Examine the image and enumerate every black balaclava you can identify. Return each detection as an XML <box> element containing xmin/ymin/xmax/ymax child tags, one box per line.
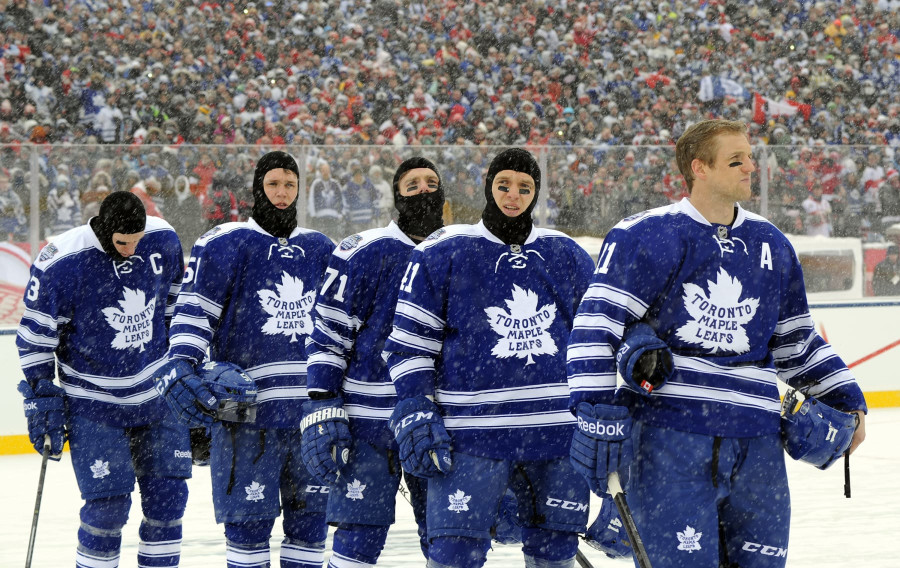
<box><xmin>392</xmin><ymin>157</ymin><xmax>445</xmax><ymax>241</ymax></box>
<box><xmin>89</xmin><ymin>191</ymin><xmax>146</xmax><ymax>261</ymax></box>
<box><xmin>481</xmin><ymin>147</ymin><xmax>541</xmax><ymax>245</ymax></box>
<box><xmin>251</xmin><ymin>150</ymin><xmax>299</xmax><ymax>238</ymax></box>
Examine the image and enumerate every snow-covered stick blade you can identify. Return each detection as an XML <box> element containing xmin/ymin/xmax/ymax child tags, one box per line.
<box><xmin>608</xmin><ymin>472</ymin><xmax>652</xmax><ymax>568</ymax></box>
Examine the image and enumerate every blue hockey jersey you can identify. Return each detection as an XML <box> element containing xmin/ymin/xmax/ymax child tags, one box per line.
<box><xmin>17</xmin><ymin>217</ymin><xmax>183</xmax><ymax>427</ymax></box>
<box><xmin>306</xmin><ymin>222</ymin><xmax>418</xmax><ymax>448</ymax></box>
<box><xmin>167</xmin><ymin>218</ymin><xmax>334</xmax><ymax>428</ymax></box>
<box><xmin>567</xmin><ymin>199</ymin><xmax>867</xmax><ymax>438</ymax></box>
<box><xmin>383</xmin><ymin>221</ymin><xmax>595</xmax><ymax>461</ymax></box>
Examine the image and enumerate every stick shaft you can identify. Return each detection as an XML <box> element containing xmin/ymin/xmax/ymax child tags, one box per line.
<box><xmin>25</xmin><ymin>441</ymin><xmax>51</xmax><ymax>568</ymax></box>
<box><xmin>608</xmin><ymin>472</ymin><xmax>653</xmax><ymax>568</ymax></box>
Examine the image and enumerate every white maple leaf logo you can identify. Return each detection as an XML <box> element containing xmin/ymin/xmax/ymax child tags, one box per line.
<box><xmin>101</xmin><ymin>287</ymin><xmax>155</xmax><ymax>352</ymax></box>
<box><xmin>448</xmin><ymin>489</ymin><xmax>472</xmax><ymax>513</ymax></box>
<box><xmin>346</xmin><ymin>478</ymin><xmax>366</xmax><ymax>500</ymax></box>
<box><xmin>675</xmin><ymin>268</ymin><xmax>759</xmax><ymax>354</ymax></box>
<box><xmin>676</xmin><ymin>525</ymin><xmax>702</xmax><ymax>552</ymax></box>
<box><xmin>90</xmin><ymin>459</ymin><xmax>110</xmax><ymax>479</ymax></box>
<box><xmin>245</xmin><ymin>481</ymin><xmax>265</xmax><ymax>502</ymax></box>
<box><xmin>257</xmin><ymin>271</ymin><xmax>316</xmax><ymax>343</ymax></box>
<box><xmin>484</xmin><ymin>285</ymin><xmax>558</xmax><ymax>365</ymax></box>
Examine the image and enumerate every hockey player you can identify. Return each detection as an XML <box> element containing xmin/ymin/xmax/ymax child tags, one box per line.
<box><xmin>300</xmin><ymin>157</ymin><xmax>446</xmax><ymax>566</ymax></box>
<box><xmin>567</xmin><ymin>119</ymin><xmax>867</xmax><ymax>568</ymax></box>
<box><xmin>156</xmin><ymin>150</ymin><xmax>335</xmax><ymax>568</ymax></box>
<box><xmin>17</xmin><ymin>191</ymin><xmax>190</xmax><ymax>568</ymax></box>
<box><xmin>382</xmin><ymin>148</ymin><xmax>596</xmax><ymax>568</ymax></box>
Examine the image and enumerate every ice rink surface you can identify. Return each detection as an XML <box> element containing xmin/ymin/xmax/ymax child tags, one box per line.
<box><xmin>2</xmin><ymin>408</ymin><xmax>897</xmax><ymax>567</ymax></box>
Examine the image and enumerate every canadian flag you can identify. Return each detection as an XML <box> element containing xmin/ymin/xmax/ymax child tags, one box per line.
<box><xmin>752</xmin><ymin>92</ymin><xmax>812</xmax><ymax>124</ymax></box>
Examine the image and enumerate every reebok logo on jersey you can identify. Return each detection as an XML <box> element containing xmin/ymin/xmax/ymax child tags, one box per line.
<box><xmin>245</xmin><ymin>481</ymin><xmax>265</xmax><ymax>501</ymax></box>
<box><xmin>91</xmin><ymin>459</ymin><xmax>110</xmax><ymax>479</ymax></box>
<box><xmin>676</xmin><ymin>525</ymin><xmax>702</xmax><ymax>552</ymax></box>
<box><xmin>257</xmin><ymin>271</ymin><xmax>315</xmax><ymax>343</ymax></box>
<box><xmin>448</xmin><ymin>490</ymin><xmax>471</xmax><ymax>513</ymax></box>
<box><xmin>173</xmin><ymin>449</ymin><xmax>191</xmax><ymax>459</ymax></box>
<box><xmin>484</xmin><ymin>285</ymin><xmax>558</xmax><ymax>365</ymax></box>
<box><xmin>102</xmin><ymin>287</ymin><xmax>156</xmax><ymax>351</ymax></box>
<box><xmin>346</xmin><ymin>479</ymin><xmax>366</xmax><ymax>500</ymax></box>
<box><xmin>675</xmin><ymin>268</ymin><xmax>759</xmax><ymax>354</ymax></box>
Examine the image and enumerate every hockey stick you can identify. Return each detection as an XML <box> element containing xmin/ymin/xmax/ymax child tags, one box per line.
<box><xmin>608</xmin><ymin>472</ymin><xmax>652</xmax><ymax>568</ymax></box>
<box><xmin>25</xmin><ymin>435</ymin><xmax>51</xmax><ymax>568</ymax></box>
<box><xmin>575</xmin><ymin>548</ymin><xmax>595</xmax><ymax>568</ymax></box>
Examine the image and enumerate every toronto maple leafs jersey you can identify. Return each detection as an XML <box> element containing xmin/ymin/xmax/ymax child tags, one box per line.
<box><xmin>382</xmin><ymin>221</ymin><xmax>595</xmax><ymax>461</ymax></box>
<box><xmin>306</xmin><ymin>222</ymin><xmax>420</xmax><ymax>448</ymax></box>
<box><xmin>17</xmin><ymin>217</ymin><xmax>183</xmax><ymax>427</ymax></box>
<box><xmin>567</xmin><ymin>199</ymin><xmax>867</xmax><ymax>438</ymax></box>
<box><xmin>167</xmin><ymin>219</ymin><xmax>334</xmax><ymax>428</ymax></box>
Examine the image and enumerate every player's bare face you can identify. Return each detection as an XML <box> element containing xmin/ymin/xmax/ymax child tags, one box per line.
<box><xmin>112</xmin><ymin>231</ymin><xmax>144</xmax><ymax>258</ymax></box>
<box><xmin>707</xmin><ymin>133</ymin><xmax>755</xmax><ymax>202</ymax></box>
<box><xmin>263</xmin><ymin>168</ymin><xmax>299</xmax><ymax>209</ymax></box>
<box><xmin>491</xmin><ymin>170</ymin><xmax>535</xmax><ymax>217</ymax></box>
<box><xmin>398</xmin><ymin>168</ymin><xmax>440</xmax><ymax>196</ymax></box>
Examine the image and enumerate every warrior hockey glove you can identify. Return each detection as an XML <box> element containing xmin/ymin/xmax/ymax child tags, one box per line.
<box><xmin>584</xmin><ymin>497</ymin><xmax>633</xmax><ymax>559</ymax></box>
<box><xmin>299</xmin><ymin>396</ymin><xmax>352</xmax><ymax>485</ymax></box>
<box><xmin>389</xmin><ymin>395</ymin><xmax>452</xmax><ymax>478</ymax></box>
<box><xmin>570</xmin><ymin>402</ymin><xmax>633</xmax><ymax>496</ymax></box>
<box><xmin>616</xmin><ymin>322</ymin><xmax>673</xmax><ymax>396</ymax></box>
<box><xmin>154</xmin><ymin>359</ymin><xmax>217</xmax><ymax>427</ymax></box>
<box><xmin>18</xmin><ymin>379</ymin><xmax>66</xmax><ymax>460</ymax></box>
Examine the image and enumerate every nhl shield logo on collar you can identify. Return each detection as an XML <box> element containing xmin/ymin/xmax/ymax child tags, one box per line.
<box><xmin>716</xmin><ymin>226</ymin><xmax>729</xmax><ymax>240</ymax></box>
<box><xmin>511</xmin><ymin>244</ymin><xmax>522</xmax><ymax>254</ymax></box>
<box><xmin>278</xmin><ymin>238</ymin><xmax>288</xmax><ymax>246</ymax></box>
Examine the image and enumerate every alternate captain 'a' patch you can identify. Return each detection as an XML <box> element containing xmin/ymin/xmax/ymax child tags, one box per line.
<box><xmin>675</xmin><ymin>268</ymin><xmax>759</xmax><ymax>354</ymax></box>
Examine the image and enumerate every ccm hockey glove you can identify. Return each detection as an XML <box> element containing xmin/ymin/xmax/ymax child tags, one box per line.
<box><xmin>570</xmin><ymin>402</ymin><xmax>633</xmax><ymax>496</ymax></box>
<box><xmin>154</xmin><ymin>359</ymin><xmax>217</xmax><ymax>427</ymax></box>
<box><xmin>299</xmin><ymin>396</ymin><xmax>352</xmax><ymax>485</ymax></box>
<box><xmin>389</xmin><ymin>395</ymin><xmax>452</xmax><ymax>478</ymax></box>
<box><xmin>18</xmin><ymin>379</ymin><xmax>66</xmax><ymax>459</ymax></box>
<box><xmin>616</xmin><ymin>322</ymin><xmax>673</xmax><ymax>396</ymax></box>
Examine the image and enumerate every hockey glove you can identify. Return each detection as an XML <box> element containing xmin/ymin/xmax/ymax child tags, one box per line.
<box><xmin>18</xmin><ymin>379</ymin><xmax>66</xmax><ymax>460</ymax></box>
<box><xmin>491</xmin><ymin>490</ymin><xmax>524</xmax><ymax>546</ymax></box>
<box><xmin>389</xmin><ymin>395</ymin><xmax>452</xmax><ymax>478</ymax></box>
<box><xmin>584</xmin><ymin>497</ymin><xmax>633</xmax><ymax>559</ymax></box>
<box><xmin>616</xmin><ymin>322</ymin><xmax>673</xmax><ymax>396</ymax></box>
<box><xmin>154</xmin><ymin>359</ymin><xmax>217</xmax><ymax>428</ymax></box>
<box><xmin>781</xmin><ymin>389</ymin><xmax>859</xmax><ymax>470</ymax></box>
<box><xmin>299</xmin><ymin>396</ymin><xmax>352</xmax><ymax>485</ymax></box>
<box><xmin>570</xmin><ymin>403</ymin><xmax>633</xmax><ymax>496</ymax></box>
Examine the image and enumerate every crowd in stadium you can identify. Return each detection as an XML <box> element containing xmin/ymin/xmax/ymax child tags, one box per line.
<box><xmin>1</xmin><ymin>0</ymin><xmax>900</xmax><ymax>243</ymax></box>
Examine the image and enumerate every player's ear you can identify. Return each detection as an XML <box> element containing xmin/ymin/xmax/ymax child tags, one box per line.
<box><xmin>690</xmin><ymin>158</ymin><xmax>707</xmax><ymax>181</ymax></box>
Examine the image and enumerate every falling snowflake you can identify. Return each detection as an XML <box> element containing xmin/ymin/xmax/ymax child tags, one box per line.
<box><xmin>257</xmin><ymin>271</ymin><xmax>316</xmax><ymax>342</ymax></box>
<box><xmin>675</xmin><ymin>268</ymin><xmax>759</xmax><ymax>354</ymax></box>
<box><xmin>101</xmin><ymin>287</ymin><xmax>156</xmax><ymax>352</ymax></box>
<box><xmin>484</xmin><ymin>285</ymin><xmax>558</xmax><ymax>365</ymax></box>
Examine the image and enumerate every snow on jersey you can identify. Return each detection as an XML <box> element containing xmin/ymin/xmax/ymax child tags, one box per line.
<box><xmin>567</xmin><ymin>198</ymin><xmax>867</xmax><ymax>438</ymax></box>
<box><xmin>306</xmin><ymin>222</ymin><xmax>420</xmax><ymax>449</ymax></box>
<box><xmin>17</xmin><ymin>217</ymin><xmax>183</xmax><ymax>427</ymax></box>
<box><xmin>167</xmin><ymin>219</ymin><xmax>334</xmax><ymax>428</ymax></box>
<box><xmin>383</xmin><ymin>222</ymin><xmax>595</xmax><ymax>461</ymax></box>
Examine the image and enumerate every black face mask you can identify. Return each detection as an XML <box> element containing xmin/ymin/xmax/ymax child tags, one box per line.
<box><xmin>392</xmin><ymin>157</ymin><xmax>445</xmax><ymax>242</ymax></box>
<box><xmin>251</xmin><ymin>150</ymin><xmax>299</xmax><ymax>238</ymax></box>
<box><xmin>481</xmin><ymin>148</ymin><xmax>541</xmax><ymax>245</ymax></box>
<box><xmin>89</xmin><ymin>191</ymin><xmax>146</xmax><ymax>261</ymax></box>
